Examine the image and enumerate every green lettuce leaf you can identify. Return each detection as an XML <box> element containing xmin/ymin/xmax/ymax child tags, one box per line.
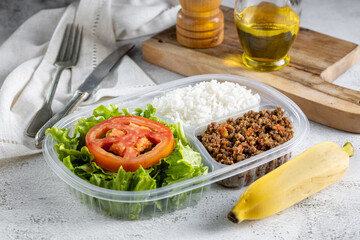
<box><xmin>93</xmin><ymin>104</ymin><xmax>123</xmax><ymax>119</ymax></box>
<box><xmin>46</xmin><ymin>127</ymin><xmax>79</xmax><ymax>150</ymax></box>
<box><xmin>73</xmin><ymin>116</ymin><xmax>103</xmax><ymax>148</ymax></box>
<box><xmin>162</xmin><ymin>140</ymin><xmax>208</xmax><ymax>186</ymax></box>
<box><xmin>130</xmin><ymin>167</ymin><xmax>157</xmax><ymax>191</ymax></box>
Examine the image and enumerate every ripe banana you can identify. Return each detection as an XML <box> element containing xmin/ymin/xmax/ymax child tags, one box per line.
<box><xmin>228</xmin><ymin>142</ymin><xmax>354</xmax><ymax>223</ymax></box>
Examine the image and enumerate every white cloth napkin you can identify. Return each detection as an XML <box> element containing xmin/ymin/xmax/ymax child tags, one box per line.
<box><xmin>0</xmin><ymin>0</ymin><xmax>180</xmax><ymax>160</ymax></box>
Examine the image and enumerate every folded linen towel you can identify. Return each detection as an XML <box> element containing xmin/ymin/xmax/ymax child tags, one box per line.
<box><xmin>0</xmin><ymin>0</ymin><xmax>180</xmax><ymax>160</ymax></box>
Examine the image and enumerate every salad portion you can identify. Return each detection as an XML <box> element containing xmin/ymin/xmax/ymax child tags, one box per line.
<box><xmin>46</xmin><ymin>104</ymin><xmax>208</xmax><ymax>192</ymax></box>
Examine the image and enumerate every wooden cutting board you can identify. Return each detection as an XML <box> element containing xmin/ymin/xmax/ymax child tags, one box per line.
<box><xmin>142</xmin><ymin>6</ymin><xmax>360</xmax><ymax>133</ymax></box>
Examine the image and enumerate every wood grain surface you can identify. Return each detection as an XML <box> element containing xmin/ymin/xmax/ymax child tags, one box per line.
<box><xmin>142</xmin><ymin>6</ymin><xmax>360</xmax><ymax>133</ymax></box>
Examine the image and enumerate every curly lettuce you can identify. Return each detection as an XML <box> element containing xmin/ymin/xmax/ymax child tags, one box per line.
<box><xmin>46</xmin><ymin>104</ymin><xmax>208</xmax><ymax>194</ymax></box>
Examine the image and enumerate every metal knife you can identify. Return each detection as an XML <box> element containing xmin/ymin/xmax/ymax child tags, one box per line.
<box><xmin>34</xmin><ymin>43</ymin><xmax>135</xmax><ymax>148</ymax></box>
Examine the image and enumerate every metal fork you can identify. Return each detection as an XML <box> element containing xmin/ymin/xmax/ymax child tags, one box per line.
<box><xmin>25</xmin><ymin>24</ymin><xmax>83</xmax><ymax>137</ymax></box>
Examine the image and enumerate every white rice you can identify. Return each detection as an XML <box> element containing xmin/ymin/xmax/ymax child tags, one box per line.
<box><xmin>152</xmin><ymin>80</ymin><xmax>261</xmax><ymax>126</ymax></box>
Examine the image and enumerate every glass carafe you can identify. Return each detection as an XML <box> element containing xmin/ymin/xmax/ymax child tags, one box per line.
<box><xmin>234</xmin><ymin>0</ymin><xmax>302</xmax><ymax>71</ymax></box>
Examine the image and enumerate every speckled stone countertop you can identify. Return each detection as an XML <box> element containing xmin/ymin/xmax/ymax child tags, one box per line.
<box><xmin>0</xmin><ymin>0</ymin><xmax>359</xmax><ymax>239</ymax></box>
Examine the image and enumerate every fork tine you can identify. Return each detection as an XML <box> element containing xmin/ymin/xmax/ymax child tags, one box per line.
<box><xmin>71</xmin><ymin>25</ymin><xmax>83</xmax><ymax>65</ymax></box>
<box><xmin>63</xmin><ymin>24</ymin><xmax>76</xmax><ymax>62</ymax></box>
<box><xmin>56</xmin><ymin>24</ymin><xmax>72</xmax><ymax>62</ymax></box>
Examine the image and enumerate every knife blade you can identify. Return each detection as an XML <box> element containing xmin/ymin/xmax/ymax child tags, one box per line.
<box><xmin>34</xmin><ymin>43</ymin><xmax>135</xmax><ymax>148</ymax></box>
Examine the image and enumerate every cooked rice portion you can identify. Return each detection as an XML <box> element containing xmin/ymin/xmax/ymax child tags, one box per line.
<box><xmin>152</xmin><ymin>80</ymin><xmax>261</xmax><ymax>125</ymax></box>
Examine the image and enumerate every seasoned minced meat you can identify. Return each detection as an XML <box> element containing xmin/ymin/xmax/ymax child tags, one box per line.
<box><xmin>199</xmin><ymin>107</ymin><xmax>294</xmax><ymax>165</ymax></box>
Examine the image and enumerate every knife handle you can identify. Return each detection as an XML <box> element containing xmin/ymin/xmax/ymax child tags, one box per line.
<box><xmin>34</xmin><ymin>90</ymin><xmax>89</xmax><ymax>149</ymax></box>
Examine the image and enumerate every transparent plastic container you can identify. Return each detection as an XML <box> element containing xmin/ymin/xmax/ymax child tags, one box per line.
<box><xmin>43</xmin><ymin>74</ymin><xmax>309</xmax><ymax>220</ymax></box>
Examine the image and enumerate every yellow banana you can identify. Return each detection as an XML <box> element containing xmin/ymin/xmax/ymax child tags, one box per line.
<box><xmin>228</xmin><ymin>142</ymin><xmax>354</xmax><ymax>223</ymax></box>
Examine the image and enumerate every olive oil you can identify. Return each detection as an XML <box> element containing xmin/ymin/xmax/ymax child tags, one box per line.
<box><xmin>235</xmin><ymin>2</ymin><xmax>300</xmax><ymax>71</ymax></box>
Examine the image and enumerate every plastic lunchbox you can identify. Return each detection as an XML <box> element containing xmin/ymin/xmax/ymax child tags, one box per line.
<box><xmin>43</xmin><ymin>74</ymin><xmax>309</xmax><ymax>220</ymax></box>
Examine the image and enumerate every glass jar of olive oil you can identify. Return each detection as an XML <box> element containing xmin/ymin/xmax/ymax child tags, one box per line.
<box><xmin>235</xmin><ymin>0</ymin><xmax>301</xmax><ymax>71</ymax></box>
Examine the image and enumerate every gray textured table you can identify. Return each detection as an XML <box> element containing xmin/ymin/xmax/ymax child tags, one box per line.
<box><xmin>1</xmin><ymin>0</ymin><xmax>359</xmax><ymax>239</ymax></box>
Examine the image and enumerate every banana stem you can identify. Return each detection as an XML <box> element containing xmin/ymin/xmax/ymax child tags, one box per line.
<box><xmin>343</xmin><ymin>142</ymin><xmax>354</xmax><ymax>157</ymax></box>
<box><xmin>228</xmin><ymin>211</ymin><xmax>240</xmax><ymax>223</ymax></box>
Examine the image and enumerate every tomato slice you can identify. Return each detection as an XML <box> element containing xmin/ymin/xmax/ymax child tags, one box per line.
<box><xmin>85</xmin><ymin>115</ymin><xmax>175</xmax><ymax>172</ymax></box>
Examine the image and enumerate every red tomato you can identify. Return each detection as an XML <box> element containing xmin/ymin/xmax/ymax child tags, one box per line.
<box><xmin>85</xmin><ymin>115</ymin><xmax>175</xmax><ymax>172</ymax></box>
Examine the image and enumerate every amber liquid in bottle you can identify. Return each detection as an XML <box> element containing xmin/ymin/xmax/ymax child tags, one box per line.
<box><xmin>235</xmin><ymin>2</ymin><xmax>300</xmax><ymax>71</ymax></box>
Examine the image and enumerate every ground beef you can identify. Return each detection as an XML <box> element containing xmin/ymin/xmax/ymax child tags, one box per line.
<box><xmin>199</xmin><ymin>107</ymin><xmax>294</xmax><ymax>165</ymax></box>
